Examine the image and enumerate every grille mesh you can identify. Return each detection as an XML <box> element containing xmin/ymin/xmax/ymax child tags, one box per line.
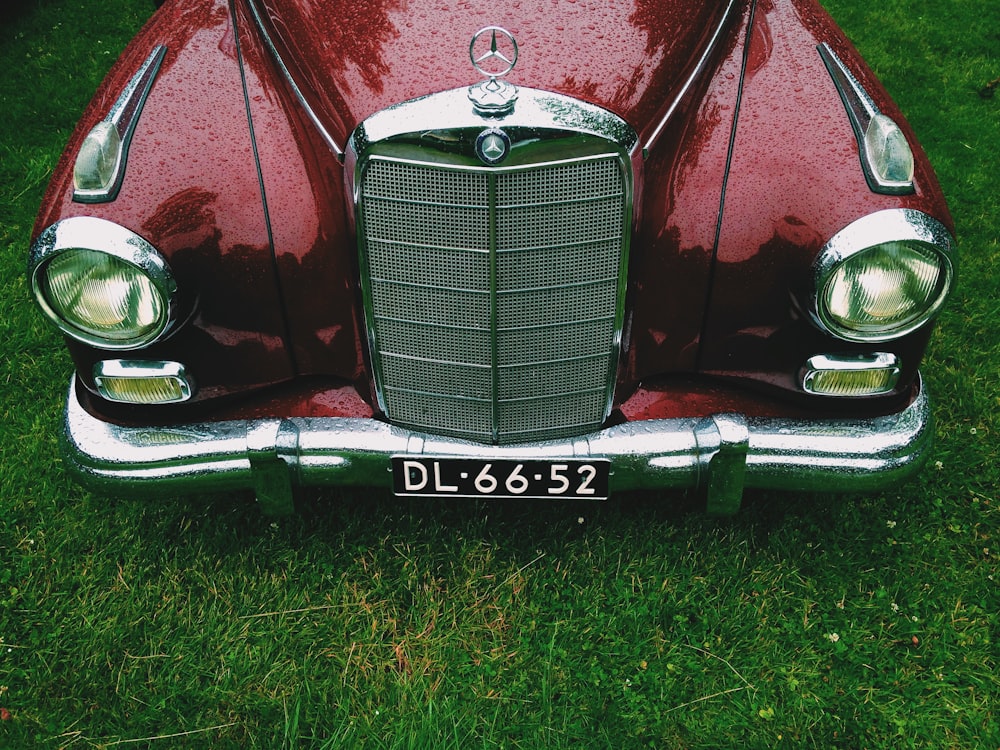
<box><xmin>360</xmin><ymin>154</ymin><xmax>627</xmax><ymax>443</ymax></box>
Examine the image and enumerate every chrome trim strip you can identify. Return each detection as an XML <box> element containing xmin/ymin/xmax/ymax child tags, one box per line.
<box><xmin>245</xmin><ymin>0</ymin><xmax>344</xmax><ymax>160</ymax></box>
<box><xmin>28</xmin><ymin>217</ymin><xmax>181</xmax><ymax>350</ymax></box>
<box><xmin>818</xmin><ymin>43</ymin><xmax>877</xmax><ymax>128</ymax></box>
<box><xmin>353</xmin><ymin>87</ymin><xmax>638</xmax><ymax>154</ymax></box>
<box><xmin>810</xmin><ymin>208</ymin><xmax>955</xmax><ymax>342</ymax></box>
<box><xmin>806</xmin><ymin>352</ymin><xmax>899</xmax><ymax>371</ymax></box>
<box><xmin>817</xmin><ymin>43</ymin><xmax>914</xmax><ymax>195</ymax></box>
<box><xmin>74</xmin><ymin>45</ymin><xmax>167</xmax><ymax>203</ymax></box>
<box><xmin>642</xmin><ymin>0</ymin><xmax>739</xmax><ymax>158</ymax></box>
<box><xmin>62</xmin><ymin>375</ymin><xmax>933</xmax><ymax>517</ymax></box>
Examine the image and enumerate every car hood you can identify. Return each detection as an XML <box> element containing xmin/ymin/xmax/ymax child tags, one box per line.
<box><xmin>247</xmin><ymin>0</ymin><xmax>739</xmax><ymax>144</ymax></box>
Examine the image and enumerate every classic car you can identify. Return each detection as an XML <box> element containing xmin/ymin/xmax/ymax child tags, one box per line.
<box><xmin>29</xmin><ymin>0</ymin><xmax>955</xmax><ymax>515</ymax></box>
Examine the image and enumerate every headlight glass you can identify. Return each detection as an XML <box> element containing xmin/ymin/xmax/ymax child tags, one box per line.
<box><xmin>824</xmin><ymin>241</ymin><xmax>945</xmax><ymax>335</ymax></box>
<box><xmin>813</xmin><ymin>210</ymin><xmax>954</xmax><ymax>342</ymax></box>
<box><xmin>41</xmin><ymin>249</ymin><xmax>164</xmax><ymax>343</ymax></box>
<box><xmin>29</xmin><ymin>217</ymin><xmax>177</xmax><ymax>349</ymax></box>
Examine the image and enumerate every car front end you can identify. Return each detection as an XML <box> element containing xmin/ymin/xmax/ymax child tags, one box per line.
<box><xmin>29</xmin><ymin>0</ymin><xmax>954</xmax><ymax>514</ymax></box>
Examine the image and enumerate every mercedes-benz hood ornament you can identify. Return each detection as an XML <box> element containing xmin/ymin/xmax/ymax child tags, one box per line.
<box><xmin>468</xmin><ymin>26</ymin><xmax>519</xmax><ymax>116</ymax></box>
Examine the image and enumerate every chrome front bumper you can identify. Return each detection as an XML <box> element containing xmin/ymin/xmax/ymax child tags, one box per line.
<box><xmin>62</xmin><ymin>376</ymin><xmax>933</xmax><ymax>515</ymax></box>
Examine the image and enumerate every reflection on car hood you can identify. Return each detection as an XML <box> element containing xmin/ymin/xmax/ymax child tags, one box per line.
<box><xmin>247</xmin><ymin>0</ymin><xmax>738</xmax><ymax>139</ymax></box>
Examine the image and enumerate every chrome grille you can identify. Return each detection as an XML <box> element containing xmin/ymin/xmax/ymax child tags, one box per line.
<box><xmin>359</xmin><ymin>153</ymin><xmax>629</xmax><ymax>443</ymax></box>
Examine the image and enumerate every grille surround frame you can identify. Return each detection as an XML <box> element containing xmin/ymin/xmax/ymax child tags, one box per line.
<box><xmin>349</xmin><ymin>92</ymin><xmax>635</xmax><ymax>445</ymax></box>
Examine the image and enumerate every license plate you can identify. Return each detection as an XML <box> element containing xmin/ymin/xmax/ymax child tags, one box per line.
<box><xmin>392</xmin><ymin>457</ymin><xmax>610</xmax><ymax>500</ymax></box>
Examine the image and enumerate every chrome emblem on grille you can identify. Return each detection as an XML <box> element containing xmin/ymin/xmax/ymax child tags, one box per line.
<box><xmin>468</xmin><ymin>27</ymin><xmax>519</xmax><ymax>116</ymax></box>
<box><xmin>475</xmin><ymin>128</ymin><xmax>511</xmax><ymax>165</ymax></box>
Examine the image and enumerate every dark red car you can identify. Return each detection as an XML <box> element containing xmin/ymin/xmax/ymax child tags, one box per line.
<box><xmin>29</xmin><ymin>0</ymin><xmax>955</xmax><ymax>514</ymax></box>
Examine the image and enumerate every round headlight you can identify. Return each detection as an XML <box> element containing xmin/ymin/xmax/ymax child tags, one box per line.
<box><xmin>29</xmin><ymin>217</ymin><xmax>177</xmax><ymax>349</ymax></box>
<box><xmin>813</xmin><ymin>210</ymin><xmax>954</xmax><ymax>342</ymax></box>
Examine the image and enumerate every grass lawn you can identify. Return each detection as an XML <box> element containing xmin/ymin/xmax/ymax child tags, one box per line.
<box><xmin>1</xmin><ymin>0</ymin><xmax>997</xmax><ymax>747</ymax></box>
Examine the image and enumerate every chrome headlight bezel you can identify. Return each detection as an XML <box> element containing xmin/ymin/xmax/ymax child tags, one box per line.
<box><xmin>29</xmin><ymin>216</ymin><xmax>179</xmax><ymax>350</ymax></box>
<box><xmin>811</xmin><ymin>209</ymin><xmax>954</xmax><ymax>343</ymax></box>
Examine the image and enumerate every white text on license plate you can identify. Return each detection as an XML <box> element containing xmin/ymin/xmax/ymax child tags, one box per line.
<box><xmin>392</xmin><ymin>458</ymin><xmax>610</xmax><ymax>500</ymax></box>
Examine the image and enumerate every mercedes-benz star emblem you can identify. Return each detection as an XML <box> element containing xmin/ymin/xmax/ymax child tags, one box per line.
<box><xmin>475</xmin><ymin>128</ymin><xmax>511</xmax><ymax>165</ymax></box>
<box><xmin>470</xmin><ymin>27</ymin><xmax>518</xmax><ymax>79</ymax></box>
<box><xmin>468</xmin><ymin>27</ymin><xmax>519</xmax><ymax>116</ymax></box>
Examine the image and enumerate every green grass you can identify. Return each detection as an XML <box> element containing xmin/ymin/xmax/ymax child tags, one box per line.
<box><xmin>1</xmin><ymin>0</ymin><xmax>998</xmax><ymax>747</ymax></box>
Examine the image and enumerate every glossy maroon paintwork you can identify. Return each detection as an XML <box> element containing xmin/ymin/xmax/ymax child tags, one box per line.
<box><xmin>251</xmin><ymin>0</ymin><xmax>734</xmax><ymax>145</ymax></box>
<box><xmin>231</xmin><ymin>0</ymin><xmax>367</xmax><ymax>386</ymax></box>
<box><xmin>624</xmin><ymin>1</ymin><xmax>749</xmax><ymax>380</ymax></box>
<box><xmin>32</xmin><ymin>0</ymin><xmax>952</xmax><ymax>427</ymax></box>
